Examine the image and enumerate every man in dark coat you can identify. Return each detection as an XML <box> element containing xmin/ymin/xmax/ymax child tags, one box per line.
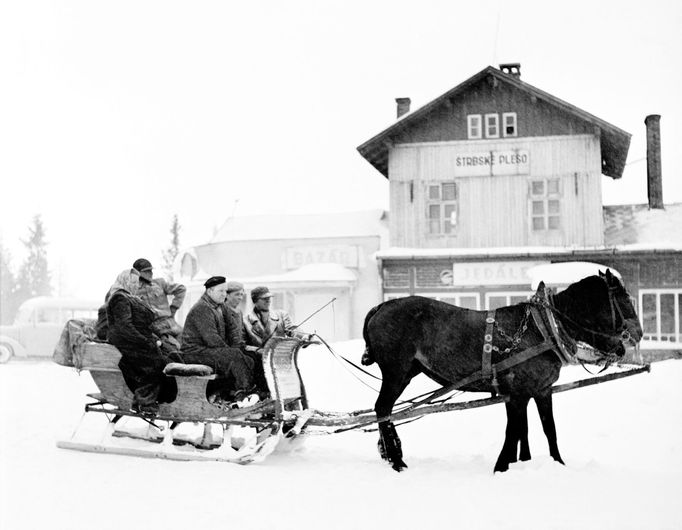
<box><xmin>181</xmin><ymin>276</ymin><xmax>256</xmax><ymax>403</ymax></box>
<box><xmin>222</xmin><ymin>281</ymin><xmax>268</xmax><ymax>397</ymax></box>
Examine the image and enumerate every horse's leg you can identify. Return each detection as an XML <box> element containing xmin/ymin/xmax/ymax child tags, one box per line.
<box><xmin>518</xmin><ymin>397</ymin><xmax>531</xmax><ymax>462</ymax></box>
<box><xmin>375</xmin><ymin>364</ymin><xmax>419</xmax><ymax>472</ymax></box>
<box><xmin>494</xmin><ymin>394</ymin><xmax>529</xmax><ymax>473</ymax></box>
<box><xmin>534</xmin><ymin>390</ymin><xmax>565</xmax><ymax>465</ymax></box>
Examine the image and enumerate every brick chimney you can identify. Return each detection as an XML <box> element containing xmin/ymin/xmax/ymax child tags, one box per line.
<box><xmin>645</xmin><ymin>114</ymin><xmax>663</xmax><ymax>209</ymax></box>
<box><xmin>499</xmin><ymin>63</ymin><xmax>521</xmax><ymax>77</ymax></box>
<box><xmin>396</xmin><ymin>97</ymin><xmax>411</xmax><ymax>118</ymax></box>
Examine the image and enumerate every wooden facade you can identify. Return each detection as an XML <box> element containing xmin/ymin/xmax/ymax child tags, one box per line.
<box><xmin>388</xmin><ymin>134</ymin><xmax>604</xmax><ymax>248</ymax></box>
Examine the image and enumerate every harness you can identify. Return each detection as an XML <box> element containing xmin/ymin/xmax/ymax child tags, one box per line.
<box><xmin>480</xmin><ymin>282</ymin><xmax>629</xmax><ymax>394</ymax></box>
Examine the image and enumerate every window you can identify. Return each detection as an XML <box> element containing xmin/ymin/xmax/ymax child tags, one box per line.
<box><xmin>530</xmin><ymin>178</ymin><xmax>561</xmax><ymax>231</ymax></box>
<box><xmin>485</xmin><ymin>292</ymin><xmax>533</xmax><ymax>310</ymax></box>
<box><xmin>502</xmin><ymin>112</ymin><xmax>517</xmax><ymax>137</ymax></box>
<box><xmin>467</xmin><ymin>115</ymin><xmax>482</xmax><ymax>139</ymax></box>
<box><xmin>427</xmin><ymin>182</ymin><xmax>458</xmax><ymax>235</ymax></box>
<box><xmin>485</xmin><ymin>113</ymin><xmax>499</xmax><ymax>138</ymax></box>
<box><xmin>640</xmin><ymin>290</ymin><xmax>682</xmax><ymax>343</ymax></box>
<box><xmin>424</xmin><ymin>293</ymin><xmax>481</xmax><ymax>310</ymax></box>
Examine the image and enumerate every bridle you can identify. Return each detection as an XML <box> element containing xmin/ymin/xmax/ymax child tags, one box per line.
<box><xmin>532</xmin><ymin>277</ymin><xmax>636</xmax><ymax>355</ymax></box>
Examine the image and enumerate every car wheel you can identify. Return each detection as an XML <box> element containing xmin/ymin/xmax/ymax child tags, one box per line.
<box><xmin>0</xmin><ymin>343</ymin><xmax>13</xmax><ymax>364</ymax></box>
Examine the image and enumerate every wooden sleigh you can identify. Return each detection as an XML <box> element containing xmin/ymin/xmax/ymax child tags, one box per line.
<box><xmin>57</xmin><ymin>336</ymin><xmax>313</xmax><ymax>464</ymax></box>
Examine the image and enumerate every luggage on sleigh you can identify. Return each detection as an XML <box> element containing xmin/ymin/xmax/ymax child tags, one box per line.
<box><xmin>56</xmin><ymin>333</ymin><xmax>313</xmax><ymax>464</ymax></box>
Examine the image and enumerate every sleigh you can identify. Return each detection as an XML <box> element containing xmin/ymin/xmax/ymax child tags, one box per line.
<box><xmin>57</xmin><ymin>335</ymin><xmax>313</xmax><ymax>464</ymax></box>
<box><xmin>56</xmin><ymin>328</ymin><xmax>650</xmax><ymax>465</ymax></box>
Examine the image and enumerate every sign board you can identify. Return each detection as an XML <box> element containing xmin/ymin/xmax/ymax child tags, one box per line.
<box><xmin>454</xmin><ymin>149</ymin><xmax>530</xmax><ymax>177</ymax></box>
<box><xmin>284</xmin><ymin>245</ymin><xmax>361</xmax><ymax>270</ymax></box>
<box><xmin>452</xmin><ymin>261</ymin><xmax>546</xmax><ymax>286</ymax></box>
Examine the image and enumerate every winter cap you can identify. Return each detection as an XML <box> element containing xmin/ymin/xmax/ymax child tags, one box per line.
<box><xmin>226</xmin><ymin>281</ymin><xmax>245</xmax><ymax>293</ymax></box>
<box><xmin>132</xmin><ymin>258</ymin><xmax>153</xmax><ymax>272</ymax></box>
<box><xmin>204</xmin><ymin>276</ymin><xmax>226</xmax><ymax>289</ymax></box>
<box><xmin>251</xmin><ymin>286</ymin><xmax>273</xmax><ymax>302</ymax></box>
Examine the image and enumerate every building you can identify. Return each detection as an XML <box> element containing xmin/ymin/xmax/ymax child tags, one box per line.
<box><xmin>357</xmin><ymin>64</ymin><xmax>681</xmax><ymax>360</ymax></box>
<box><xmin>175</xmin><ymin>210</ymin><xmax>388</xmax><ymax>341</ymax></box>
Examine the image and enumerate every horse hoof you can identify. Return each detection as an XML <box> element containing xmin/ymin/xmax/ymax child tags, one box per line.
<box><xmin>391</xmin><ymin>460</ymin><xmax>408</xmax><ymax>472</ymax></box>
<box><xmin>494</xmin><ymin>462</ymin><xmax>509</xmax><ymax>473</ymax></box>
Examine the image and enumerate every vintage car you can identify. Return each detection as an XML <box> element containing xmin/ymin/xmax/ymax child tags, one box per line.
<box><xmin>0</xmin><ymin>296</ymin><xmax>99</xmax><ymax>363</ymax></box>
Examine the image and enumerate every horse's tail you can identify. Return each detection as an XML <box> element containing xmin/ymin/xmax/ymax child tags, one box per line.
<box><xmin>361</xmin><ymin>303</ymin><xmax>382</xmax><ymax>365</ymax></box>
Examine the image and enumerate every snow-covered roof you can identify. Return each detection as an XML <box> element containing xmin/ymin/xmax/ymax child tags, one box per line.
<box><xmin>604</xmin><ymin>202</ymin><xmax>682</xmax><ymax>247</ymax></box>
<box><xmin>210</xmin><ymin>210</ymin><xmax>388</xmax><ymax>243</ymax></box>
<box><xmin>526</xmin><ymin>261</ymin><xmax>621</xmax><ymax>290</ymax></box>
<box><xmin>180</xmin><ymin>263</ymin><xmax>357</xmax><ymax>290</ymax></box>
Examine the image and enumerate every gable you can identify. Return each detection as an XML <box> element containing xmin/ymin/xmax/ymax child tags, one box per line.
<box><xmin>358</xmin><ymin>66</ymin><xmax>631</xmax><ymax>179</ymax></box>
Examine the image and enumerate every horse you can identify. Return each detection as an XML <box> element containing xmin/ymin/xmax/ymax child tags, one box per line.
<box><xmin>361</xmin><ymin>270</ymin><xmax>642</xmax><ymax>472</ymax></box>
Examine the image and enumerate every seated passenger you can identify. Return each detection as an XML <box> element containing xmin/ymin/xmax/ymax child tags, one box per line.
<box><xmin>222</xmin><ymin>281</ymin><xmax>268</xmax><ymax>397</ymax></box>
<box><xmin>132</xmin><ymin>258</ymin><xmax>186</xmax><ymax>351</ymax></box>
<box><xmin>105</xmin><ymin>268</ymin><xmax>178</xmax><ymax>413</ymax></box>
<box><xmin>243</xmin><ymin>286</ymin><xmax>309</xmax><ymax>347</ymax></box>
<box><xmin>181</xmin><ymin>276</ymin><xmax>258</xmax><ymax>406</ymax></box>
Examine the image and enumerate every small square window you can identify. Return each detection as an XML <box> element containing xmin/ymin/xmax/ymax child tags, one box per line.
<box><xmin>531</xmin><ymin>181</ymin><xmax>544</xmax><ymax>195</ymax></box>
<box><xmin>467</xmin><ymin>115</ymin><xmax>482</xmax><ymax>139</ymax></box>
<box><xmin>547</xmin><ymin>179</ymin><xmax>560</xmax><ymax>195</ymax></box>
<box><xmin>532</xmin><ymin>217</ymin><xmax>545</xmax><ymax>230</ymax></box>
<box><xmin>532</xmin><ymin>201</ymin><xmax>544</xmax><ymax>215</ymax></box>
<box><xmin>442</xmin><ymin>183</ymin><xmax>456</xmax><ymax>200</ymax></box>
<box><xmin>485</xmin><ymin>113</ymin><xmax>499</xmax><ymax>138</ymax></box>
<box><xmin>548</xmin><ymin>216</ymin><xmax>560</xmax><ymax>229</ymax></box>
<box><xmin>502</xmin><ymin>112</ymin><xmax>517</xmax><ymax>137</ymax></box>
<box><xmin>429</xmin><ymin>185</ymin><xmax>440</xmax><ymax>200</ymax></box>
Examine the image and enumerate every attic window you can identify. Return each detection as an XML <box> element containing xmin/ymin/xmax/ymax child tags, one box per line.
<box><xmin>485</xmin><ymin>114</ymin><xmax>499</xmax><ymax>138</ymax></box>
<box><xmin>502</xmin><ymin>112</ymin><xmax>517</xmax><ymax>137</ymax></box>
<box><xmin>467</xmin><ymin>115</ymin><xmax>482</xmax><ymax>139</ymax></box>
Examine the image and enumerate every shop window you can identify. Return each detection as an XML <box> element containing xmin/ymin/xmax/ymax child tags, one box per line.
<box><xmin>467</xmin><ymin>115</ymin><xmax>482</xmax><ymax>139</ymax></box>
<box><xmin>530</xmin><ymin>178</ymin><xmax>561</xmax><ymax>231</ymax></box>
<box><xmin>485</xmin><ymin>113</ymin><xmax>499</xmax><ymax>138</ymax></box>
<box><xmin>485</xmin><ymin>292</ymin><xmax>533</xmax><ymax>310</ymax></box>
<box><xmin>640</xmin><ymin>290</ymin><xmax>682</xmax><ymax>343</ymax></box>
<box><xmin>427</xmin><ymin>182</ymin><xmax>458</xmax><ymax>235</ymax></box>
<box><xmin>502</xmin><ymin>112</ymin><xmax>517</xmax><ymax>137</ymax></box>
<box><xmin>424</xmin><ymin>293</ymin><xmax>481</xmax><ymax>310</ymax></box>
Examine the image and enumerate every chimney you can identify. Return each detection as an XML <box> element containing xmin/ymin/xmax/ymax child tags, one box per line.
<box><xmin>645</xmin><ymin>114</ymin><xmax>663</xmax><ymax>209</ymax></box>
<box><xmin>396</xmin><ymin>97</ymin><xmax>411</xmax><ymax>118</ymax></box>
<box><xmin>499</xmin><ymin>63</ymin><xmax>521</xmax><ymax>78</ymax></box>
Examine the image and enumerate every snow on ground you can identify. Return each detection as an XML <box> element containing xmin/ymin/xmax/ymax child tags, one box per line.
<box><xmin>1</xmin><ymin>342</ymin><xmax>681</xmax><ymax>530</ymax></box>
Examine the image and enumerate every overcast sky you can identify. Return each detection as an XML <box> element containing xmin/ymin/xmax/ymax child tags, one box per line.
<box><xmin>1</xmin><ymin>0</ymin><xmax>680</xmax><ymax>298</ymax></box>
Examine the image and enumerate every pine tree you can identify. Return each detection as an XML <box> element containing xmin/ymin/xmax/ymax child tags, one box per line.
<box><xmin>162</xmin><ymin>214</ymin><xmax>181</xmax><ymax>280</ymax></box>
<box><xmin>0</xmin><ymin>243</ymin><xmax>19</xmax><ymax>324</ymax></box>
<box><xmin>16</xmin><ymin>215</ymin><xmax>52</xmax><ymax>302</ymax></box>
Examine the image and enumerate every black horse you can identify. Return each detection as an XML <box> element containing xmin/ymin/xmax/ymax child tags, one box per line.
<box><xmin>361</xmin><ymin>270</ymin><xmax>642</xmax><ymax>472</ymax></box>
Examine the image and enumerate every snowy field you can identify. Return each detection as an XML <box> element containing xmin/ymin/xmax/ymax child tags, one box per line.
<box><xmin>1</xmin><ymin>342</ymin><xmax>681</xmax><ymax>530</ymax></box>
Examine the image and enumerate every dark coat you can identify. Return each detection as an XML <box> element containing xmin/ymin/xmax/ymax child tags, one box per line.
<box><xmin>182</xmin><ymin>293</ymin><xmax>229</xmax><ymax>355</ymax></box>
<box><xmin>106</xmin><ymin>290</ymin><xmax>172</xmax><ymax>401</ymax></box>
<box><xmin>222</xmin><ymin>304</ymin><xmax>247</xmax><ymax>349</ymax></box>
<box><xmin>181</xmin><ymin>293</ymin><xmax>254</xmax><ymax>390</ymax></box>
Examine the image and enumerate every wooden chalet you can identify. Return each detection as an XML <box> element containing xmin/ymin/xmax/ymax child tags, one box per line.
<box><xmin>358</xmin><ymin>64</ymin><xmax>681</xmax><ymax>361</ymax></box>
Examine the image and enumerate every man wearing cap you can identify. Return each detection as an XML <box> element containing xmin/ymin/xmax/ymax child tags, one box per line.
<box><xmin>132</xmin><ymin>258</ymin><xmax>186</xmax><ymax>349</ymax></box>
<box><xmin>244</xmin><ymin>286</ymin><xmax>309</xmax><ymax>347</ymax></box>
<box><xmin>222</xmin><ymin>281</ymin><xmax>268</xmax><ymax>397</ymax></box>
<box><xmin>181</xmin><ymin>276</ymin><xmax>257</xmax><ymax>405</ymax></box>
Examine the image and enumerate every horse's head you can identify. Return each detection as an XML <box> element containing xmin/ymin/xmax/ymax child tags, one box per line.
<box><xmin>559</xmin><ymin>269</ymin><xmax>642</xmax><ymax>363</ymax></box>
